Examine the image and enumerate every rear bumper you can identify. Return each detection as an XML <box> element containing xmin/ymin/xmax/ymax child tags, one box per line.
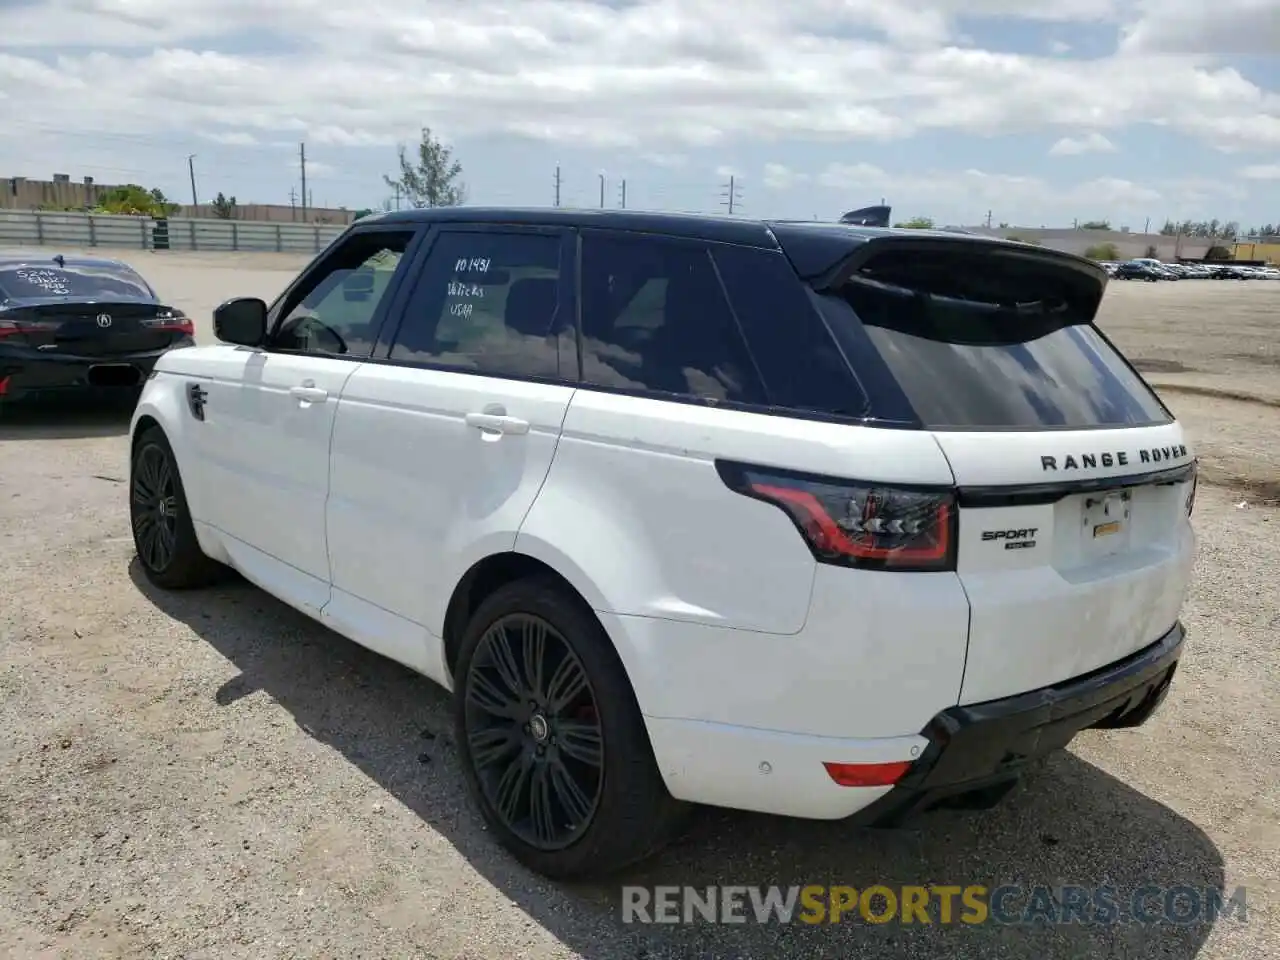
<box><xmin>858</xmin><ymin>620</ymin><xmax>1184</xmax><ymax>826</ymax></box>
<box><xmin>641</xmin><ymin>620</ymin><xmax>1184</xmax><ymax>822</ymax></box>
<box><xmin>0</xmin><ymin>342</ymin><xmax>188</xmax><ymax>398</ymax></box>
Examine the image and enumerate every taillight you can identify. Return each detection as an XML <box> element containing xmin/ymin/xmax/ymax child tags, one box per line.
<box><xmin>715</xmin><ymin>461</ymin><xmax>957</xmax><ymax>572</ymax></box>
<box><xmin>0</xmin><ymin>319</ymin><xmax>26</xmax><ymax>339</ymax></box>
<box><xmin>144</xmin><ymin>309</ymin><xmax>194</xmax><ymax>336</ymax></box>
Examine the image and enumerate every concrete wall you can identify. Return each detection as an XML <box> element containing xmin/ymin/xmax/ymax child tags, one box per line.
<box><xmin>0</xmin><ymin>209</ymin><xmax>346</xmax><ymax>254</ymax></box>
<box><xmin>1</xmin><ymin>176</ymin><xmax>355</xmax><ymax>224</ymax></box>
<box><xmin>959</xmin><ymin>227</ymin><xmax>1216</xmax><ymax>261</ymax></box>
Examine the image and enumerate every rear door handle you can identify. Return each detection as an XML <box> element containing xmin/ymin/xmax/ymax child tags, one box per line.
<box><xmin>289</xmin><ymin>384</ymin><xmax>329</xmax><ymax>403</ymax></box>
<box><xmin>465</xmin><ymin>412</ymin><xmax>530</xmax><ymax>435</ymax></box>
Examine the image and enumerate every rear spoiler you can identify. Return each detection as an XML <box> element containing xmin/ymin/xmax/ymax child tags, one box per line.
<box><xmin>812</xmin><ymin>235</ymin><xmax>1110</xmax><ymax>306</ymax></box>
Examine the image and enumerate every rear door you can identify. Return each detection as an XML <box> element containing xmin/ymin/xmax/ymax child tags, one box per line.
<box><xmin>322</xmin><ymin>224</ymin><xmax>578</xmax><ymax>682</ymax></box>
<box><xmin>814</xmin><ymin>238</ymin><xmax>1197</xmax><ymax>704</ymax></box>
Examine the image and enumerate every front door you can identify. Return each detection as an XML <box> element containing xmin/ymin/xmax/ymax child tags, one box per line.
<box><xmin>204</xmin><ymin>226</ymin><xmax>421</xmax><ymax>615</ymax></box>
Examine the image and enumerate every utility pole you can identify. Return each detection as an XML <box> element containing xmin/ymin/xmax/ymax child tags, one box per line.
<box><xmin>598</xmin><ymin>173</ymin><xmax>605</xmax><ymax>209</ymax></box>
<box><xmin>985</xmin><ymin>209</ymin><xmax>993</xmax><ymax>228</ymax></box>
<box><xmin>618</xmin><ymin>179</ymin><xmax>627</xmax><ymax>209</ymax></box>
<box><xmin>720</xmin><ymin>175</ymin><xmax>742</xmax><ymax>215</ymax></box>
<box><xmin>299</xmin><ymin>142</ymin><xmax>308</xmax><ymax>223</ymax></box>
<box><xmin>553</xmin><ymin>165</ymin><xmax>562</xmax><ymax>207</ymax></box>
<box><xmin>393</xmin><ymin>183</ymin><xmax>401</xmax><ymax>210</ymax></box>
<box><xmin>187</xmin><ymin>155</ymin><xmax>198</xmax><ymax>207</ymax></box>
<box><xmin>288</xmin><ymin>187</ymin><xmax>297</xmax><ymax>221</ymax></box>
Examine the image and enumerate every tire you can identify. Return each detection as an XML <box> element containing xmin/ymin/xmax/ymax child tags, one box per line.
<box><xmin>130</xmin><ymin>426</ymin><xmax>224</xmax><ymax>589</ymax></box>
<box><xmin>453</xmin><ymin>576</ymin><xmax>690</xmax><ymax>880</ymax></box>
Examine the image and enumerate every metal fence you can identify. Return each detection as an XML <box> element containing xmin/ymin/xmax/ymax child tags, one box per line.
<box><xmin>0</xmin><ymin>209</ymin><xmax>347</xmax><ymax>254</ymax></box>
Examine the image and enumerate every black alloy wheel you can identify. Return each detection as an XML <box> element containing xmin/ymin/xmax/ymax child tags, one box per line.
<box><xmin>131</xmin><ymin>441</ymin><xmax>180</xmax><ymax>574</ymax></box>
<box><xmin>462</xmin><ymin>612</ymin><xmax>605</xmax><ymax>851</ymax></box>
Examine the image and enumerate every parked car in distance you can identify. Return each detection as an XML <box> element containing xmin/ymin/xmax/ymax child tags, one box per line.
<box><xmin>1113</xmin><ymin>260</ymin><xmax>1164</xmax><ymax>281</ymax></box>
<box><xmin>128</xmin><ymin>208</ymin><xmax>1196</xmax><ymax>879</ymax></box>
<box><xmin>0</xmin><ymin>253</ymin><xmax>194</xmax><ymax>407</ymax></box>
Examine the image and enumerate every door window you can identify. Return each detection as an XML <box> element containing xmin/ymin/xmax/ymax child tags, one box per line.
<box><xmin>578</xmin><ymin>232</ymin><xmax>767</xmax><ymax>405</ymax></box>
<box><xmin>388</xmin><ymin>231</ymin><xmax>568</xmax><ymax>380</ymax></box>
<box><xmin>270</xmin><ymin>230</ymin><xmax>415</xmax><ymax>357</ymax></box>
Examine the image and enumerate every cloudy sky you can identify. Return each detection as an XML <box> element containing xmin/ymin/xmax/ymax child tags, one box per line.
<box><xmin>0</xmin><ymin>0</ymin><xmax>1277</xmax><ymax>228</ymax></box>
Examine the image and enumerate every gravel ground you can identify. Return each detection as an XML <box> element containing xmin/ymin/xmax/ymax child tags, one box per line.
<box><xmin>0</xmin><ymin>255</ymin><xmax>1277</xmax><ymax>959</ymax></box>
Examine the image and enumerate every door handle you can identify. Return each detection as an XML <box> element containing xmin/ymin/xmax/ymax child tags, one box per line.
<box><xmin>465</xmin><ymin>412</ymin><xmax>530</xmax><ymax>435</ymax></box>
<box><xmin>289</xmin><ymin>384</ymin><xmax>329</xmax><ymax>403</ymax></box>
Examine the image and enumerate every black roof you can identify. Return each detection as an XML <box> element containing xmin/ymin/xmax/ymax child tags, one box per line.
<box><xmin>363</xmin><ymin>207</ymin><xmax>1102</xmax><ymax>283</ymax></box>
<box><xmin>370</xmin><ymin>207</ymin><xmax>781</xmax><ymax>247</ymax></box>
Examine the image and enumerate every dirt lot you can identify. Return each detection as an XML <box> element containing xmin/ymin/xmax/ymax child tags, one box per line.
<box><xmin>0</xmin><ymin>254</ymin><xmax>1277</xmax><ymax>959</ymax></box>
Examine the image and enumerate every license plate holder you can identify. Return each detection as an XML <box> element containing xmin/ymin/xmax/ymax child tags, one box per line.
<box><xmin>1083</xmin><ymin>488</ymin><xmax>1132</xmax><ymax>550</ymax></box>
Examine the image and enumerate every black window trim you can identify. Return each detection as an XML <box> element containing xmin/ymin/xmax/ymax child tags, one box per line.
<box><xmin>366</xmin><ymin>222</ymin><xmax>579</xmax><ymax>387</ymax></box>
<box><xmin>260</xmin><ymin>223</ymin><xmax>427</xmax><ymax>362</ymax></box>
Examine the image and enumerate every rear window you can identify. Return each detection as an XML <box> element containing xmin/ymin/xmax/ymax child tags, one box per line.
<box><xmin>0</xmin><ymin>263</ymin><xmax>153</xmax><ymax>301</ymax></box>
<box><xmin>823</xmin><ymin>246</ymin><xmax>1171</xmax><ymax>430</ymax></box>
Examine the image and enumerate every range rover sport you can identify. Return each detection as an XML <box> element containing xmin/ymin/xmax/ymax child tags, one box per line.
<box><xmin>128</xmin><ymin>208</ymin><xmax>1196</xmax><ymax>880</ymax></box>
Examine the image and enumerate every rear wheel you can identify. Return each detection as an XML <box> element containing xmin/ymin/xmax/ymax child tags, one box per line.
<box><xmin>453</xmin><ymin>576</ymin><xmax>689</xmax><ymax>880</ymax></box>
<box><xmin>130</xmin><ymin>427</ymin><xmax>223</xmax><ymax>589</ymax></box>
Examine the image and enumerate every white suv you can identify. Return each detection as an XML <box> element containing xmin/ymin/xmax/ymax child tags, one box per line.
<box><xmin>129</xmin><ymin>209</ymin><xmax>1196</xmax><ymax>879</ymax></box>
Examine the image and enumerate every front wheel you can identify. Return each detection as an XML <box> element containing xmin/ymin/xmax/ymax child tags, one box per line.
<box><xmin>453</xmin><ymin>577</ymin><xmax>689</xmax><ymax>880</ymax></box>
<box><xmin>130</xmin><ymin>427</ymin><xmax>224</xmax><ymax>589</ymax></box>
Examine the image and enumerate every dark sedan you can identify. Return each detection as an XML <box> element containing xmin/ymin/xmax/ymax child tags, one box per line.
<box><xmin>0</xmin><ymin>253</ymin><xmax>194</xmax><ymax>407</ymax></box>
<box><xmin>1112</xmin><ymin>261</ymin><xmax>1163</xmax><ymax>281</ymax></box>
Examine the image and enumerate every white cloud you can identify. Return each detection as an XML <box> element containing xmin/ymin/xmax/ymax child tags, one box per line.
<box><xmin>1241</xmin><ymin>165</ymin><xmax>1280</xmax><ymax>180</ymax></box>
<box><xmin>1049</xmin><ymin>132</ymin><xmax>1118</xmax><ymax>155</ymax></box>
<box><xmin>0</xmin><ymin>0</ymin><xmax>1274</xmax><ymax>157</ymax></box>
<box><xmin>762</xmin><ymin>163</ymin><xmax>808</xmax><ymax>190</ymax></box>
<box><xmin>640</xmin><ymin>153</ymin><xmax>689</xmax><ymax>169</ymax></box>
<box><xmin>1049</xmin><ymin>40</ymin><xmax>1072</xmax><ymax>54</ymax></box>
<box><xmin>199</xmin><ymin>131</ymin><xmax>258</xmax><ymax>146</ymax></box>
<box><xmin>1120</xmin><ymin>0</ymin><xmax>1280</xmax><ymax>55</ymax></box>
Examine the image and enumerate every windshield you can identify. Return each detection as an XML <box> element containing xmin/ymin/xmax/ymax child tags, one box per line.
<box><xmin>0</xmin><ymin>263</ymin><xmax>154</xmax><ymax>301</ymax></box>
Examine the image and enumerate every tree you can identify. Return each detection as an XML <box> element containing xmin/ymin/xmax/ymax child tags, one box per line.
<box><xmin>94</xmin><ymin>184</ymin><xmax>178</xmax><ymax>217</ymax></box>
<box><xmin>1079</xmin><ymin>220</ymin><xmax>1110</xmax><ymax>231</ymax></box>
<box><xmin>1205</xmin><ymin>245</ymin><xmax>1232</xmax><ymax>261</ymax></box>
<box><xmin>893</xmin><ymin>216</ymin><xmax>934</xmax><ymax>229</ymax></box>
<box><xmin>1144</xmin><ymin>244</ymin><xmax>1159</xmax><ymax>258</ymax></box>
<box><xmin>1083</xmin><ymin>242</ymin><xmax>1121</xmax><ymax>261</ymax></box>
<box><xmin>384</xmin><ymin>127</ymin><xmax>466</xmax><ymax>208</ymax></box>
<box><xmin>211</xmin><ymin>192</ymin><xmax>238</xmax><ymax>219</ymax></box>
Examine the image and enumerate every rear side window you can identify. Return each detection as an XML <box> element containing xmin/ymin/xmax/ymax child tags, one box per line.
<box><xmin>822</xmin><ymin>247</ymin><xmax>1171</xmax><ymax>430</ymax></box>
<box><xmin>579</xmin><ymin>231</ymin><xmax>766</xmax><ymax>405</ymax></box>
<box><xmin>0</xmin><ymin>263</ymin><xmax>152</xmax><ymax>300</ymax></box>
<box><xmin>711</xmin><ymin>244</ymin><xmax>869</xmax><ymax>419</ymax></box>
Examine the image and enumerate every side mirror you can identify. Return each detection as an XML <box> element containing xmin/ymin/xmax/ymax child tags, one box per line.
<box><xmin>213</xmin><ymin>297</ymin><xmax>268</xmax><ymax>346</ymax></box>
